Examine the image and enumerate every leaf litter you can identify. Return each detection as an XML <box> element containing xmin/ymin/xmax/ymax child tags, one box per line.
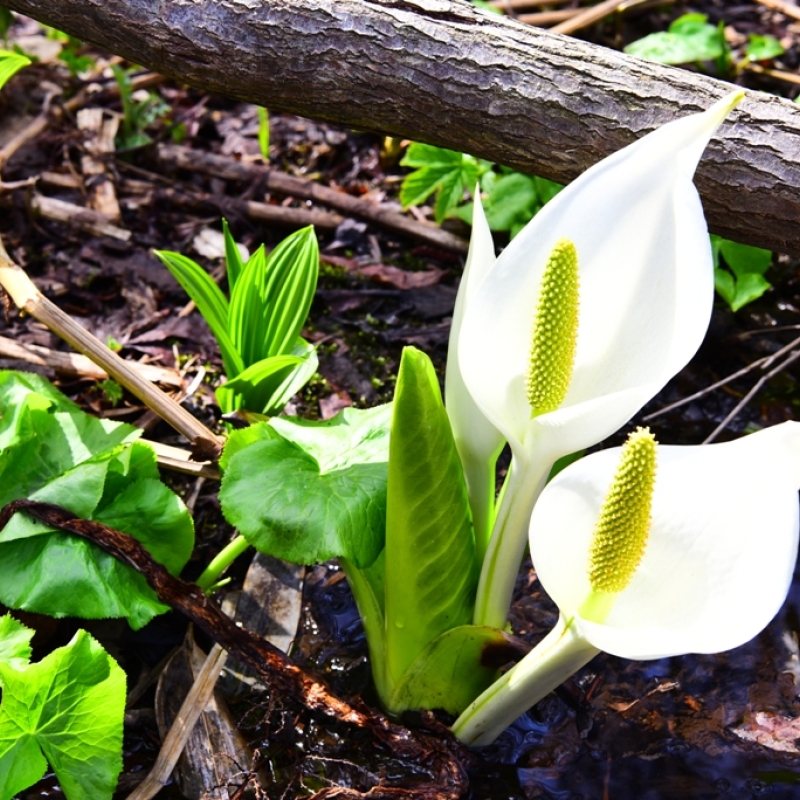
<box><xmin>1</xmin><ymin>3</ymin><xmax>800</xmax><ymax>798</ymax></box>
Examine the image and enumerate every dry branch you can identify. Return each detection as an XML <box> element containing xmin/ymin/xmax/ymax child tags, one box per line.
<box><xmin>0</xmin><ymin>241</ymin><xmax>223</xmax><ymax>455</ymax></box>
<box><xmin>157</xmin><ymin>144</ymin><xmax>469</xmax><ymax>253</ymax></box>
<box><xmin>0</xmin><ymin>334</ymin><xmax>182</xmax><ymax>387</ymax></box>
<box><xmin>3</xmin><ymin>0</ymin><xmax>800</xmax><ymax>255</ymax></box>
<box><xmin>0</xmin><ymin>499</ymin><xmax>472</xmax><ymax>800</ymax></box>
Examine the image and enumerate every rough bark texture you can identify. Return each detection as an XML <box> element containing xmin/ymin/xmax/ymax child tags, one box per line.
<box><xmin>4</xmin><ymin>0</ymin><xmax>800</xmax><ymax>255</ymax></box>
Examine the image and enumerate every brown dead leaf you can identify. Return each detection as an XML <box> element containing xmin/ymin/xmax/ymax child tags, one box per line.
<box><xmin>360</xmin><ymin>264</ymin><xmax>444</xmax><ymax>289</ymax></box>
<box><xmin>320</xmin><ymin>390</ymin><xmax>353</xmax><ymax>420</ymax></box>
<box><xmin>731</xmin><ymin>711</ymin><xmax>800</xmax><ymax>754</ymax></box>
<box><xmin>322</xmin><ymin>254</ymin><xmax>444</xmax><ymax>289</ymax></box>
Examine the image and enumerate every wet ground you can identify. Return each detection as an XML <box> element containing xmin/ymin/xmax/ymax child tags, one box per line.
<box><xmin>3</xmin><ymin>1</ymin><xmax>800</xmax><ymax>798</ymax></box>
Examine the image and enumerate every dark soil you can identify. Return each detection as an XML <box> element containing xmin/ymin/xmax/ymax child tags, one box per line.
<box><xmin>2</xmin><ymin>1</ymin><xmax>800</xmax><ymax>798</ymax></box>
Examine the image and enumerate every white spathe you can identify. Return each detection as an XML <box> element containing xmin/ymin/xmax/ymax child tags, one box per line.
<box><xmin>446</xmin><ymin>191</ymin><xmax>502</xmax><ymax>469</ymax></box>
<box><xmin>533</xmin><ymin>421</ymin><xmax>800</xmax><ymax>660</ymax></box>
<box><xmin>453</xmin><ymin>422</ymin><xmax>800</xmax><ymax>746</ymax></box>
<box><xmin>459</xmin><ymin>95</ymin><xmax>745</xmax><ymax>461</ymax></box>
<box><xmin>463</xmin><ymin>92</ymin><xmax>745</xmax><ymax>628</ymax></box>
<box><xmin>445</xmin><ymin>193</ymin><xmax>505</xmax><ymax>556</ymax></box>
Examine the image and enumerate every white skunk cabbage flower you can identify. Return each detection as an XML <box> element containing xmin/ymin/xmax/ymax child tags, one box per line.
<box><xmin>445</xmin><ymin>192</ymin><xmax>504</xmax><ymax>559</ymax></box>
<box><xmin>453</xmin><ymin>422</ymin><xmax>800</xmax><ymax>746</ymax></box>
<box><xmin>460</xmin><ymin>92</ymin><xmax>746</xmax><ymax>628</ymax></box>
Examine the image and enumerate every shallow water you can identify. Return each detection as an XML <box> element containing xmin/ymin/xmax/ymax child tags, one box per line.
<box><xmin>291</xmin><ymin>546</ymin><xmax>800</xmax><ymax>799</ymax></box>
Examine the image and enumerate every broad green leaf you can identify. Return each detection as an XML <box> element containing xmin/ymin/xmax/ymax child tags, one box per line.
<box><xmin>153</xmin><ymin>250</ymin><xmax>244</xmax><ymax>378</ymax></box>
<box><xmin>0</xmin><ymin>615</ymin><xmax>33</xmax><ymax>672</ymax></box>
<box><xmin>94</xmin><ymin>476</ymin><xmax>194</xmax><ymax>575</ymax></box>
<box><xmin>625</xmin><ymin>14</ymin><xmax>725</xmax><ymax>64</ymax></box>
<box><xmin>218</xmin><ymin>416</ymin><xmax>281</xmax><ymax>472</ymax></box>
<box><xmin>400</xmin><ymin>144</ymin><xmax>481</xmax><ymax>223</ymax></box>
<box><xmin>215</xmin><ymin>353</ymin><xmax>304</xmax><ymax>414</ymax></box>
<box><xmin>387</xmin><ymin>625</ymin><xmax>509</xmax><ymax>714</ymax></box>
<box><xmin>0</xmin><ymin>50</ymin><xmax>30</xmax><ymax>92</ymax></box>
<box><xmin>712</xmin><ymin>236</ymin><xmax>773</xmax><ymax>311</ymax></box>
<box><xmin>453</xmin><ymin>172</ymin><xmax>563</xmax><ymax>236</ymax></box>
<box><xmin>730</xmin><ymin>272</ymin><xmax>771</xmax><ymax>312</ymax></box>
<box><xmin>228</xmin><ymin>228</ymin><xmax>319</xmax><ymax>366</ymax></box>
<box><xmin>718</xmin><ymin>237</ymin><xmax>772</xmax><ymax>277</ymax></box>
<box><xmin>222</xmin><ymin>218</ymin><xmax>245</xmax><ymax>292</ymax></box>
<box><xmin>0</xmin><ymin>373</ymin><xmax>193</xmax><ymax>629</ymax></box>
<box><xmin>0</xmin><ymin>630</ymin><xmax>125</xmax><ymax>800</ymax></box>
<box><xmin>714</xmin><ymin>267</ymin><xmax>736</xmax><ymax>309</ymax></box>
<box><xmin>746</xmin><ymin>34</ymin><xmax>784</xmax><ymax>61</ymax></box>
<box><xmin>383</xmin><ymin>347</ymin><xmax>478</xmax><ymax>688</ymax></box>
<box><xmin>220</xmin><ymin>404</ymin><xmax>392</xmax><ymax>568</ymax></box>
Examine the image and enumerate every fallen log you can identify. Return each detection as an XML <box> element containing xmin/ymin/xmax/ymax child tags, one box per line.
<box><xmin>3</xmin><ymin>0</ymin><xmax>800</xmax><ymax>255</ymax></box>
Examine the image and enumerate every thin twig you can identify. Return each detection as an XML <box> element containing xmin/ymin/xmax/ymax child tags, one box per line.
<box><xmin>550</xmin><ymin>0</ymin><xmax>656</xmax><ymax>34</ymax></box>
<box><xmin>703</xmin><ymin>347</ymin><xmax>800</xmax><ymax>443</ymax></box>
<box><xmin>157</xmin><ymin>145</ymin><xmax>469</xmax><ymax>254</ymax></box>
<box><xmin>0</xmin><ymin>500</ymin><xmax>472</xmax><ymax>800</ymax></box>
<box><xmin>0</xmin><ymin>334</ymin><xmax>182</xmax><ymax>387</ymax></box>
<box><xmin>757</xmin><ymin>0</ymin><xmax>800</xmax><ymax>22</ymax></box>
<box><xmin>643</xmin><ymin>333</ymin><xmax>800</xmax><ymax>421</ymax></box>
<box><xmin>145</xmin><ymin>440</ymin><xmax>220</xmax><ymax>479</ymax></box>
<box><xmin>0</xmin><ymin>237</ymin><xmax>223</xmax><ymax>457</ymax></box>
<box><xmin>744</xmin><ymin>63</ymin><xmax>800</xmax><ymax>86</ymax></box>
<box><xmin>519</xmin><ymin>9</ymin><xmax>579</xmax><ymax>25</ymax></box>
<box><xmin>28</xmin><ymin>193</ymin><xmax>130</xmax><ymax>240</ymax></box>
<box><xmin>126</xmin><ymin>643</ymin><xmax>228</xmax><ymax>800</ymax></box>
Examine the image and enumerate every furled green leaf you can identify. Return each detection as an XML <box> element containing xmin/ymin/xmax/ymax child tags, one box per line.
<box><xmin>0</xmin><ymin>50</ymin><xmax>30</xmax><ymax>92</ymax></box>
<box><xmin>218</xmin><ymin>336</ymin><xmax>318</xmax><ymax>416</ymax></box>
<box><xmin>0</xmin><ymin>615</ymin><xmax>33</xmax><ymax>672</ymax></box>
<box><xmin>229</xmin><ymin>227</ymin><xmax>319</xmax><ymax>366</ymax></box>
<box><xmin>153</xmin><ymin>249</ymin><xmax>244</xmax><ymax>378</ymax></box>
<box><xmin>262</xmin><ymin>337</ymin><xmax>319</xmax><ymax>414</ymax></box>
<box><xmin>215</xmin><ymin>354</ymin><xmax>303</xmax><ymax>414</ymax></box>
<box><xmin>0</xmin><ymin>629</ymin><xmax>125</xmax><ymax>800</ymax></box>
<box><xmin>257</xmin><ymin>106</ymin><xmax>270</xmax><ymax>160</ymax></box>
<box><xmin>220</xmin><ymin>404</ymin><xmax>392</xmax><ymax>567</ymax></box>
<box><xmin>340</xmin><ymin>555</ymin><xmax>390</xmax><ymax>702</ymax></box>
<box><xmin>625</xmin><ymin>14</ymin><xmax>726</xmax><ymax>64</ymax></box>
<box><xmin>746</xmin><ymin>34</ymin><xmax>784</xmax><ymax>61</ymax></box>
<box><xmin>387</xmin><ymin>625</ymin><xmax>509</xmax><ymax>714</ymax></box>
<box><xmin>256</xmin><ymin>227</ymin><xmax>319</xmax><ymax>355</ymax></box>
<box><xmin>222</xmin><ymin>218</ymin><xmax>245</xmax><ymax>292</ymax></box>
<box><xmin>383</xmin><ymin>347</ymin><xmax>478</xmax><ymax>688</ymax></box>
<box><xmin>400</xmin><ymin>144</ymin><xmax>482</xmax><ymax>223</ymax></box>
<box><xmin>0</xmin><ymin>372</ymin><xmax>194</xmax><ymax>629</ymax></box>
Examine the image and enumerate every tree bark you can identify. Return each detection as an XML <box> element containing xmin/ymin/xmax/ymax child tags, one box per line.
<box><xmin>4</xmin><ymin>0</ymin><xmax>800</xmax><ymax>255</ymax></box>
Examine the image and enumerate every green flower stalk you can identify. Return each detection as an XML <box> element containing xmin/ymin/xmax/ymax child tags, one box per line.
<box><xmin>457</xmin><ymin>91</ymin><xmax>746</xmax><ymax>629</ymax></box>
<box><xmin>453</xmin><ymin>422</ymin><xmax>800</xmax><ymax>746</ymax></box>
